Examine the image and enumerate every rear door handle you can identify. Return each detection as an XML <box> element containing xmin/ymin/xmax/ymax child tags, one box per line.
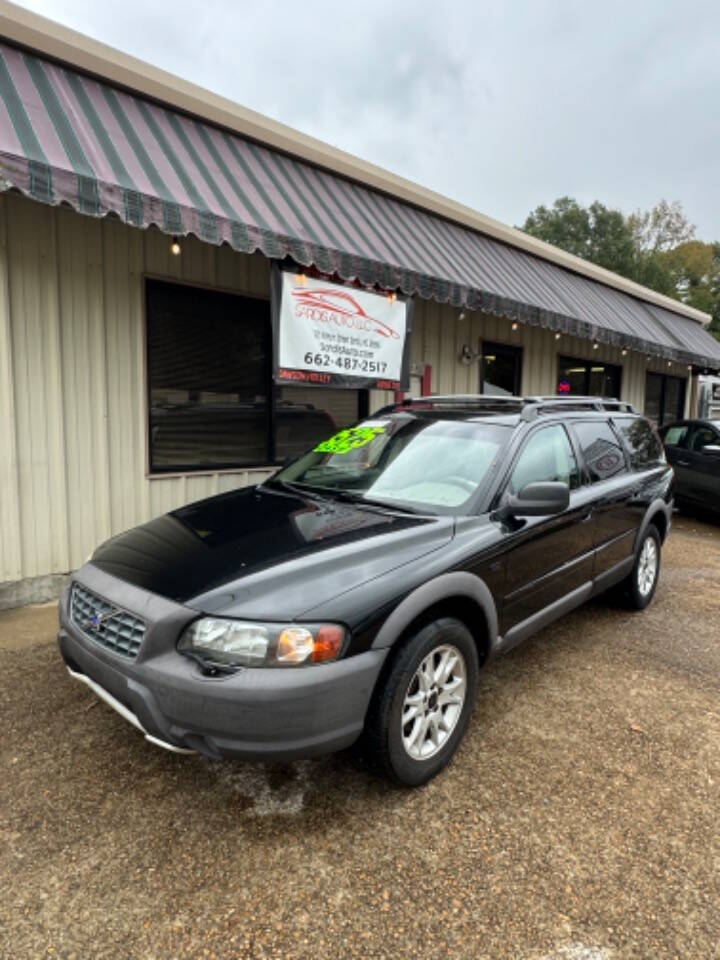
<box><xmin>580</xmin><ymin>513</ymin><xmax>592</xmax><ymax>524</ymax></box>
<box><xmin>677</xmin><ymin>459</ymin><xmax>690</xmax><ymax>467</ymax></box>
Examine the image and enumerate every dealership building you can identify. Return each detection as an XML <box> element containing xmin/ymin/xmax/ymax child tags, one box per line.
<box><xmin>1</xmin><ymin>1</ymin><xmax>720</xmax><ymax>607</ymax></box>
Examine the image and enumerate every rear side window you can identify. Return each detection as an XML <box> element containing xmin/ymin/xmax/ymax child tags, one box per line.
<box><xmin>686</xmin><ymin>424</ymin><xmax>719</xmax><ymax>452</ymax></box>
<box><xmin>615</xmin><ymin>417</ymin><xmax>666</xmax><ymax>470</ymax></box>
<box><xmin>572</xmin><ymin>421</ymin><xmax>627</xmax><ymax>482</ymax></box>
<box><xmin>509</xmin><ymin>424</ymin><xmax>581</xmax><ymax>493</ymax></box>
<box><xmin>662</xmin><ymin>424</ymin><xmax>689</xmax><ymax>447</ymax></box>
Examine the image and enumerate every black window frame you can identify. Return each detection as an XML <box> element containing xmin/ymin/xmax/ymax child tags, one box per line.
<box><xmin>556</xmin><ymin>355</ymin><xmax>623</xmax><ymax>400</ymax></box>
<box><xmin>144</xmin><ymin>277</ymin><xmax>365</xmax><ymax>475</ymax></box>
<box><xmin>644</xmin><ymin>372</ymin><xmax>687</xmax><ymax>427</ymax></box>
<box><xmin>480</xmin><ymin>341</ymin><xmax>523</xmax><ymax>397</ymax></box>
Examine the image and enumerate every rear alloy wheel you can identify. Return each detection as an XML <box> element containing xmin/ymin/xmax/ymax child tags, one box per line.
<box><xmin>365</xmin><ymin>618</ymin><xmax>479</xmax><ymax>786</ymax></box>
<box><xmin>622</xmin><ymin>524</ymin><xmax>662</xmax><ymax>610</ymax></box>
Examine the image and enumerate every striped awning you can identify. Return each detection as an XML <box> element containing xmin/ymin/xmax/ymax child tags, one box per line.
<box><xmin>1</xmin><ymin>39</ymin><xmax>719</xmax><ymax>370</ymax></box>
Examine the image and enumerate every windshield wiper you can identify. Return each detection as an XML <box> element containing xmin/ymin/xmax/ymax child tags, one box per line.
<box><xmin>318</xmin><ymin>488</ymin><xmax>426</xmax><ymax>515</ymax></box>
<box><xmin>266</xmin><ymin>478</ymin><xmax>426</xmax><ymax>515</ymax></box>
<box><xmin>265</xmin><ymin>478</ymin><xmax>333</xmax><ymax>504</ymax></box>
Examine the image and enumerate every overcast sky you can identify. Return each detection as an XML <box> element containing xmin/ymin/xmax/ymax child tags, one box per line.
<box><xmin>16</xmin><ymin>0</ymin><xmax>720</xmax><ymax>240</ymax></box>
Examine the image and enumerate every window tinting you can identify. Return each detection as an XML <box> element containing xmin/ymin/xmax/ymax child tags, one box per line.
<box><xmin>687</xmin><ymin>425</ymin><xmax>719</xmax><ymax>452</ymax></box>
<box><xmin>645</xmin><ymin>372</ymin><xmax>686</xmax><ymax>426</ymax></box>
<box><xmin>572</xmin><ymin>421</ymin><xmax>627</xmax><ymax>482</ymax></box>
<box><xmin>662</xmin><ymin>425</ymin><xmax>688</xmax><ymax>447</ymax></box>
<box><xmin>146</xmin><ymin>281</ymin><xmax>364</xmax><ymax>473</ymax></box>
<box><xmin>614</xmin><ymin>417</ymin><xmax>665</xmax><ymax>470</ymax></box>
<box><xmin>147</xmin><ymin>281</ymin><xmax>270</xmax><ymax>471</ymax></box>
<box><xmin>509</xmin><ymin>425</ymin><xmax>580</xmax><ymax>493</ymax></box>
<box><xmin>276</xmin><ymin>387</ymin><xmax>361</xmax><ymax>460</ymax></box>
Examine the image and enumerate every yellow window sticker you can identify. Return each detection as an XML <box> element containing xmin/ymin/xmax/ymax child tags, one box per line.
<box><xmin>314</xmin><ymin>425</ymin><xmax>386</xmax><ymax>455</ymax></box>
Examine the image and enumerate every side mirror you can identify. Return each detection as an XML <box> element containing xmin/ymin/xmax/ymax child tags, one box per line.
<box><xmin>701</xmin><ymin>444</ymin><xmax>720</xmax><ymax>456</ymax></box>
<box><xmin>503</xmin><ymin>481</ymin><xmax>570</xmax><ymax>519</ymax></box>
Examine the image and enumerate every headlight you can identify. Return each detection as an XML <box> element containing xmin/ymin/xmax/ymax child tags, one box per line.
<box><xmin>178</xmin><ymin>618</ymin><xmax>347</xmax><ymax>669</ymax></box>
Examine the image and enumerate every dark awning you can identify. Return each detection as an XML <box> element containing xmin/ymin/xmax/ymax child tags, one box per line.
<box><xmin>1</xmin><ymin>39</ymin><xmax>719</xmax><ymax>370</ymax></box>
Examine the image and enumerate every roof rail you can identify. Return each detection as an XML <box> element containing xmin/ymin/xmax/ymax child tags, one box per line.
<box><xmin>372</xmin><ymin>394</ymin><xmax>636</xmax><ymax>420</ymax></box>
<box><xmin>520</xmin><ymin>397</ymin><xmax>636</xmax><ymax>421</ymax></box>
<box><xmin>372</xmin><ymin>395</ymin><xmax>525</xmax><ymax>417</ymax></box>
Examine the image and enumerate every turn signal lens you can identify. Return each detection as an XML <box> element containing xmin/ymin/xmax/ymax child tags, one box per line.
<box><xmin>312</xmin><ymin>626</ymin><xmax>344</xmax><ymax>663</ymax></box>
<box><xmin>277</xmin><ymin>627</ymin><xmax>315</xmax><ymax>664</ymax></box>
<box><xmin>276</xmin><ymin>625</ymin><xmax>345</xmax><ymax>664</ymax></box>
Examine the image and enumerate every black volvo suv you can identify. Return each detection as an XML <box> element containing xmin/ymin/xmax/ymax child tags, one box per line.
<box><xmin>58</xmin><ymin>396</ymin><xmax>672</xmax><ymax>786</ymax></box>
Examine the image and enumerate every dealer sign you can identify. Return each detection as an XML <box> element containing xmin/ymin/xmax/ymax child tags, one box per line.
<box><xmin>272</xmin><ymin>269</ymin><xmax>411</xmax><ymax>390</ymax></box>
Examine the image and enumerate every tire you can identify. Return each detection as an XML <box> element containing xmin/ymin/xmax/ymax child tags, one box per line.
<box><xmin>364</xmin><ymin>618</ymin><xmax>479</xmax><ymax>787</ymax></box>
<box><xmin>620</xmin><ymin>524</ymin><xmax>662</xmax><ymax>610</ymax></box>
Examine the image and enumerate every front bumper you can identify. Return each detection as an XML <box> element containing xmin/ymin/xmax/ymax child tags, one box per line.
<box><xmin>57</xmin><ymin>566</ymin><xmax>387</xmax><ymax>761</ymax></box>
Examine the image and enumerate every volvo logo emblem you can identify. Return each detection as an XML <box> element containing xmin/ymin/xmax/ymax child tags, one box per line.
<box><xmin>83</xmin><ymin>609</ymin><xmax>118</xmax><ymax>632</ymax></box>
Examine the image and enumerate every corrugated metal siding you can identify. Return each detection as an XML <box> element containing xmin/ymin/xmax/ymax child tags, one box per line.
<box><xmin>0</xmin><ymin>194</ymin><xmax>274</xmax><ymax>583</ymax></box>
<box><xmin>411</xmin><ymin>298</ymin><xmax>690</xmax><ymax>414</ymax></box>
<box><xmin>0</xmin><ymin>194</ymin><xmax>686</xmax><ymax>588</ymax></box>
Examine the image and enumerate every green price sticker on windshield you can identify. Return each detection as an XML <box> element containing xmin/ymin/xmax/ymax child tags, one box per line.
<box><xmin>314</xmin><ymin>425</ymin><xmax>386</xmax><ymax>455</ymax></box>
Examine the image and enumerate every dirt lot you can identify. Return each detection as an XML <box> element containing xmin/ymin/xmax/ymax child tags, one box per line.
<box><xmin>1</xmin><ymin>514</ymin><xmax>719</xmax><ymax>960</ymax></box>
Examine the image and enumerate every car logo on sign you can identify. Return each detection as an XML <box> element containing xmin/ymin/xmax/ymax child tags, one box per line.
<box><xmin>291</xmin><ymin>288</ymin><xmax>400</xmax><ymax>339</ymax></box>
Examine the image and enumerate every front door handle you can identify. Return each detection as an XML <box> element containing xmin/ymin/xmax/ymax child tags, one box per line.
<box><xmin>580</xmin><ymin>513</ymin><xmax>592</xmax><ymax>524</ymax></box>
<box><xmin>677</xmin><ymin>459</ymin><xmax>690</xmax><ymax>467</ymax></box>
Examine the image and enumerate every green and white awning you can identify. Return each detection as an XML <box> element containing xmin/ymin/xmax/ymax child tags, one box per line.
<box><xmin>1</xmin><ymin>38</ymin><xmax>719</xmax><ymax>369</ymax></box>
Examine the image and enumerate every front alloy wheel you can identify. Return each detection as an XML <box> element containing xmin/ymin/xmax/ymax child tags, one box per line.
<box><xmin>401</xmin><ymin>645</ymin><xmax>467</xmax><ymax>760</ymax></box>
<box><xmin>365</xmin><ymin>618</ymin><xmax>479</xmax><ymax>786</ymax></box>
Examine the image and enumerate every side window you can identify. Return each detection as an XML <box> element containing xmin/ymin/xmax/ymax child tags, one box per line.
<box><xmin>614</xmin><ymin>417</ymin><xmax>666</xmax><ymax>470</ymax></box>
<box><xmin>572</xmin><ymin>420</ymin><xmax>627</xmax><ymax>482</ymax></box>
<box><xmin>509</xmin><ymin>425</ymin><xmax>580</xmax><ymax>494</ymax></box>
<box><xmin>661</xmin><ymin>424</ymin><xmax>689</xmax><ymax>448</ymax></box>
<box><xmin>687</xmin><ymin>425</ymin><xmax>718</xmax><ymax>452</ymax></box>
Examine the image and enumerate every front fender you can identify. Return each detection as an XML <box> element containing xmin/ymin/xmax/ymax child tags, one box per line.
<box><xmin>370</xmin><ymin>571</ymin><xmax>499</xmax><ymax>654</ymax></box>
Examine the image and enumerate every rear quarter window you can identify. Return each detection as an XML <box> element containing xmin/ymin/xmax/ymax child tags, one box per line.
<box><xmin>571</xmin><ymin>420</ymin><xmax>628</xmax><ymax>482</ymax></box>
<box><xmin>615</xmin><ymin>417</ymin><xmax>666</xmax><ymax>470</ymax></box>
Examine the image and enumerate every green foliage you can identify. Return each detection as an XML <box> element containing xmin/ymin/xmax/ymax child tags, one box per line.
<box><xmin>523</xmin><ymin>197</ymin><xmax>636</xmax><ymax>275</ymax></box>
<box><xmin>521</xmin><ymin>198</ymin><xmax>720</xmax><ymax>342</ymax></box>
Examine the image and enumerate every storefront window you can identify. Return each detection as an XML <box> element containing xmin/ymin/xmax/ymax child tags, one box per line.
<box><xmin>645</xmin><ymin>373</ymin><xmax>686</xmax><ymax>426</ymax></box>
<box><xmin>480</xmin><ymin>342</ymin><xmax>522</xmax><ymax>396</ymax></box>
<box><xmin>146</xmin><ymin>280</ymin><xmax>362</xmax><ymax>473</ymax></box>
<box><xmin>557</xmin><ymin>356</ymin><xmax>622</xmax><ymax>399</ymax></box>
<box><xmin>276</xmin><ymin>387</ymin><xmax>362</xmax><ymax>460</ymax></box>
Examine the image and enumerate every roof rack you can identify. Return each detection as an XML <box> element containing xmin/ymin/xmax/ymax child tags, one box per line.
<box><xmin>374</xmin><ymin>394</ymin><xmax>636</xmax><ymax>420</ymax></box>
<box><xmin>520</xmin><ymin>396</ymin><xmax>636</xmax><ymax>420</ymax></box>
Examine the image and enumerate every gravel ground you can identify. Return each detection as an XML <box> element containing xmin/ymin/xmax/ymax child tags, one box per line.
<box><xmin>1</xmin><ymin>513</ymin><xmax>719</xmax><ymax>960</ymax></box>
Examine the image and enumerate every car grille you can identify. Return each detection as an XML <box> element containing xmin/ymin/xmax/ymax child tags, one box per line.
<box><xmin>70</xmin><ymin>583</ymin><xmax>145</xmax><ymax>659</ymax></box>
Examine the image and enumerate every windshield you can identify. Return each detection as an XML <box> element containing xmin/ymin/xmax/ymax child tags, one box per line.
<box><xmin>270</xmin><ymin>416</ymin><xmax>511</xmax><ymax>513</ymax></box>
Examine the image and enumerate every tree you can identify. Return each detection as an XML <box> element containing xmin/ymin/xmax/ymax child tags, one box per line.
<box><xmin>710</xmin><ymin>243</ymin><xmax>720</xmax><ymax>338</ymax></box>
<box><xmin>664</xmin><ymin>241</ymin><xmax>716</xmax><ymax>314</ymax></box>
<box><xmin>521</xmin><ymin>197</ymin><xmax>720</xmax><ymax>343</ymax></box>
<box><xmin>522</xmin><ymin>197</ymin><xmax>637</xmax><ymax>278</ymax></box>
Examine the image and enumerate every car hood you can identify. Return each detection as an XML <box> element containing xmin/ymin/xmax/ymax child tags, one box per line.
<box><xmin>90</xmin><ymin>485</ymin><xmax>455</xmax><ymax>619</ymax></box>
